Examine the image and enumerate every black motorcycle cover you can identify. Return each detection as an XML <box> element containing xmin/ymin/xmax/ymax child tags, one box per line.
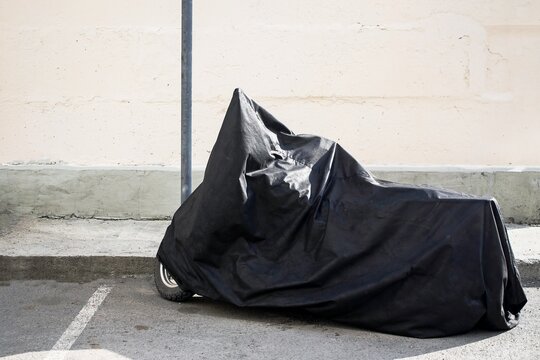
<box><xmin>157</xmin><ymin>89</ymin><xmax>527</xmax><ymax>338</ymax></box>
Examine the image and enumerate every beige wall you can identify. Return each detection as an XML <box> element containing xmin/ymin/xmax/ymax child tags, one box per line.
<box><xmin>1</xmin><ymin>1</ymin><xmax>539</xmax><ymax>167</ymax></box>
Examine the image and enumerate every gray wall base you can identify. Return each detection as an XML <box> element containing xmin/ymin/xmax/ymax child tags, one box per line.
<box><xmin>1</xmin><ymin>165</ymin><xmax>539</xmax><ymax>223</ymax></box>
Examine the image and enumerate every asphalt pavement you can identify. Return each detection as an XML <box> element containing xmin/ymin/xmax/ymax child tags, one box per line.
<box><xmin>0</xmin><ymin>277</ymin><xmax>539</xmax><ymax>360</ymax></box>
<box><xmin>1</xmin><ymin>215</ymin><xmax>539</xmax><ymax>359</ymax></box>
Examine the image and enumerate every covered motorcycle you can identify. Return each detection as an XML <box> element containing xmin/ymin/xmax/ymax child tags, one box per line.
<box><xmin>156</xmin><ymin>89</ymin><xmax>527</xmax><ymax>338</ymax></box>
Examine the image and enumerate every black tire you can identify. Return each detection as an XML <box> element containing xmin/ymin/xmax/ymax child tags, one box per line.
<box><xmin>153</xmin><ymin>257</ymin><xmax>194</xmax><ymax>302</ymax></box>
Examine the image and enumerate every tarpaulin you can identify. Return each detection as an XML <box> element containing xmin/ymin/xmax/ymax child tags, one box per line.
<box><xmin>157</xmin><ymin>89</ymin><xmax>527</xmax><ymax>338</ymax></box>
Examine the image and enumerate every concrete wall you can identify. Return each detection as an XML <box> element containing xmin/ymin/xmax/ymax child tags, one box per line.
<box><xmin>1</xmin><ymin>1</ymin><xmax>539</xmax><ymax>167</ymax></box>
<box><xmin>1</xmin><ymin>2</ymin><xmax>539</xmax><ymax>221</ymax></box>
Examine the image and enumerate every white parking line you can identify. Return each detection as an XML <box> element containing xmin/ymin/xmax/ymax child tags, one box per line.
<box><xmin>51</xmin><ymin>285</ymin><xmax>113</xmax><ymax>351</ymax></box>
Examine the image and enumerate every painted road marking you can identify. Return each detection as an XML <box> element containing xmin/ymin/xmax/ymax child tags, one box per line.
<box><xmin>51</xmin><ymin>285</ymin><xmax>113</xmax><ymax>351</ymax></box>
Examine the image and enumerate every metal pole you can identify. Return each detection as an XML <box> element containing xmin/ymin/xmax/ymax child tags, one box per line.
<box><xmin>181</xmin><ymin>0</ymin><xmax>192</xmax><ymax>203</ymax></box>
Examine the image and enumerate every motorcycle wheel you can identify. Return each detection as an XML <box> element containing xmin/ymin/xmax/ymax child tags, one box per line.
<box><xmin>153</xmin><ymin>257</ymin><xmax>194</xmax><ymax>302</ymax></box>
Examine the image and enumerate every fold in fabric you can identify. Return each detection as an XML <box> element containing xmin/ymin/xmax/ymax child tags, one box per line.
<box><xmin>158</xmin><ymin>89</ymin><xmax>527</xmax><ymax>338</ymax></box>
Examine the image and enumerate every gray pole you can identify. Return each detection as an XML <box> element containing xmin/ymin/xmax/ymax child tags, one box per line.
<box><xmin>181</xmin><ymin>0</ymin><xmax>192</xmax><ymax>203</ymax></box>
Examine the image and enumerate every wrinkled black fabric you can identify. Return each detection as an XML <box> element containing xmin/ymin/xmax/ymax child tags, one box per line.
<box><xmin>157</xmin><ymin>89</ymin><xmax>527</xmax><ymax>338</ymax></box>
